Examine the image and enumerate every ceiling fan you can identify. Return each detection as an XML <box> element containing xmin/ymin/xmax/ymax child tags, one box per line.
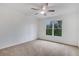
<box><xmin>31</xmin><ymin>3</ymin><xmax>55</xmax><ymax>16</ymax></box>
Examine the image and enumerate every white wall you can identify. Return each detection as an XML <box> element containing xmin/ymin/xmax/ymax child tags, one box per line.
<box><xmin>38</xmin><ymin>4</ymin><xmax>78</xmax><ymax>46</ymax></box>
<box><xmin>77</xmin><ymin>4</ymin><xmax>79</xmax><ymax>47</ymax></box>
<box><xmin>0</xmin><ymin>5</ymin><xmax>38</xmax><ymax>49</ymax></box>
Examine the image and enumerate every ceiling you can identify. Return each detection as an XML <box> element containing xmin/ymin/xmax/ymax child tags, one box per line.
<box><xmin>0</xmin><ymin>3</ymin><xmax>78</xmax><ymax>18</ymax></box>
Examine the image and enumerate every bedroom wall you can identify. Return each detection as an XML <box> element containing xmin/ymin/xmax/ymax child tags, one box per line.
<box><xmin>77</xmin><ymin>4</ymin><xmax>79</xmax><ymax>47</ymax></box>
<box><xmin>38</xmin><ymin>4</ymin><xmax>77</xmax><ymax>46</ymax></box>
<box><xmin>0</xmin><ymin>5</ymin><xmax>38</xmax><ymax>49</ymax></box>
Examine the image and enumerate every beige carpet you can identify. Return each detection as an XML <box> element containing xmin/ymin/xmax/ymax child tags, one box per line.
<box><xmin>0</xmin><ymin>40</ymin><xmax>79</xmax><ymax>56</ymax></box>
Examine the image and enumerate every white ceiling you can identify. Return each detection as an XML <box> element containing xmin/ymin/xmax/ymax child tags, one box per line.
<box><xmin>0</xmin><ymin>3</ymin><xmax>78</xmax><ymax>18</ymax></box>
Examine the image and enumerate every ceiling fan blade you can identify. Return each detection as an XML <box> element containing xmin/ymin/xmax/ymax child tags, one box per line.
<box><xmin>48</xmin><ymin>10</ymin><xmax>55</xmax><ymax>12</ymax></box>
<box><xmin>34</xmin><ymin>13</ymin><xmax>38</xmax><ymax>15</ymax></box>
<box><xmin>31</xmin><ymin>8</ymin><xmax>39</xmax><ymax>10</ymax></box>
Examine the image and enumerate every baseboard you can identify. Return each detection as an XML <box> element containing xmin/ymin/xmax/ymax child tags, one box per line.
<box><xmin>38</xmin><ymin>38</ymin><xmax>78</xmax><ymax>48</ymax></box>
<box><xmin>0</xmin><ymin>39</ymin><xmax>37</xmax><ymax>50</ymax></box>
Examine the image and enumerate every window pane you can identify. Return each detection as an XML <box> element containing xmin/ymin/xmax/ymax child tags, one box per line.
<box><xmin>46</xmin><ymin>21</ymin><xmax>53</xmax><ymax>29</ymax></box>
<box><xmin>46</xmin><ymin>21</ymin><xmax>53</xmax><ymax>35</ymax></box>
<box><xmin>58</xmin><ymin>20</ymin><xmax>62</xmax><ymax>28</ymax></box>
<box><xmin>46</xmin><ymin>28</ymin><xmax>52</xmax><ymax>35</ymax></box>
<box><xmin>54</xmin><ymin>20</ymin><xmax>62</xmax><ymax>29</ymax></box>
<box><xmin>54</xmin><ymin>29</ymin><xmax>62</xmax><ymax>36</ymax></box>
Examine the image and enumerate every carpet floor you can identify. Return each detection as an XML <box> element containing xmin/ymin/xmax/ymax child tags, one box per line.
<box><xmin>0</xmin><ymin>40</ymin><xmax>79</xmax><ymax>56</ymax></box>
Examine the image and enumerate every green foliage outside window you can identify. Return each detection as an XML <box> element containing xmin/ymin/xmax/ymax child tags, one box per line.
<box><xmin>54</xmin><ymin>29</ymin><xmax>62</xmax><ymax>36</ymax></box>
<box><xmin>46</xmin><ymin>20</ymin><xmax>62</xmax><ymax>36</ymax></box>
<box><xmin>46</xmin><ymin>29</ymin><xmax>52</xmax><ymax>35</ymax></box>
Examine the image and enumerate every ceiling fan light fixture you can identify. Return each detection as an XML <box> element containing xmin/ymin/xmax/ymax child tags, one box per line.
<box><xmin>40</xmin><ymin>11</ymin><xmax>45</xmax><ymax>14</ymax></box>
<box><xmin>31</xmin><ymin>3</ymin><xmax>55</xmax><ymax>16</ymax></box>
<box><xmin>42</xmin><ymin>6</ymin><xmax>46</xmax><ymax>10</ymax></box>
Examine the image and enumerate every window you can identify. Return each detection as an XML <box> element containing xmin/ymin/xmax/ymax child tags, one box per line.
<box><xmin>46</xmin><ymin>21</ymin><xmax>52</xmax><ymax>35</ymax></box>
<box><xmin>46</xmin><ymin>20</ymin><xmax>62</xmax><ymax>36</ymax></box>
<box><xmin>54</xmin><ymin>20</ymin><xmax>62</xmax><ymax>36</ymax></box>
